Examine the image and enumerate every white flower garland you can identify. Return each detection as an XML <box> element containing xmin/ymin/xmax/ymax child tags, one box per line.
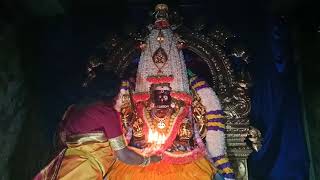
<box><xmin>193</xmin><ymin>78</ymin><xmax>235</xmax><ymax>179</ymax></box>
<box><xmin>135</xmin><ymin>28</ymin><xmax>189</xmax><ymax>94</ymax></box>
<box><xmin>196</xmin><ymin>88</ymin><xmax>226</xmax><ymax>158</ymax></box>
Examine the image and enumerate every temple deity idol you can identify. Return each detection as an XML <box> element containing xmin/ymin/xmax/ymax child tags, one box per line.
<box><xmin>109</xmin><ymin>4</ymin><xmax>235</xmax><ymax>180</ymax></box>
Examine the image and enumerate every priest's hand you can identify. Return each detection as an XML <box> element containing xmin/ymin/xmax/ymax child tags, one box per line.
<box><xmin>150</xmin><ymin>154</ymin><xmax>162</xmax><ymax>164</ymax></box>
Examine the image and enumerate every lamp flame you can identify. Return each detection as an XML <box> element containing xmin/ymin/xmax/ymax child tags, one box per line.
<box><xmin>148</xmin><ymin>130</ymin><xmax>166</xmax><ymax>145</ymax></box>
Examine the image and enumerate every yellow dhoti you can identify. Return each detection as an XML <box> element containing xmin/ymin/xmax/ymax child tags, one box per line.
<box><xmin>46</xmin><ymin>133</ymin><xmax>215</xmax><ymax>180</ymax></box>
<box><xmin>56</xmin><ymin>142</ymin><xmax>116</xmax><ymax>180</ymax></box>
<box><xmin>107</xmin><ymin>157</ymin><xmax>215</xmax><ymax>180</ymax></box>
<box><xmin>56</xmin><ymin>143</ymin><xmax>215</xmax><ymax>180</ymax></box>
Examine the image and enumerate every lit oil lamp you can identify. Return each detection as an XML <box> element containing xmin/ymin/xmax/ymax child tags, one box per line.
<box><xmin>142</xmin><ymin>130</ymin><xmax>167</xmax><ymax>155</ymax></box>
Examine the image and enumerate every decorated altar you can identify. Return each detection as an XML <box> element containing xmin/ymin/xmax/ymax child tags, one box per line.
<box><xmin>84</xmin><ymin>4</ymin><xmax>261</xmax><ymax>180</ymax></box>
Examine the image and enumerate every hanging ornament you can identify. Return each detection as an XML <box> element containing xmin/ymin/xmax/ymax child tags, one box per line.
<box><xmin>135</xmin><ymin>41</ymin><xmax>146</xmax><ymax>51</ymax></box>
<box><xmin>176</xmin><ymin>41</ymin><xmax>186</xmax><ymax>50</ymax></box>
<box><xmin>157</xmin><ymin>30</ymin><xmax>165</xmax><ymax>43</ymax></box>
<box><xmin>158</xmin><ymin>119</ymin><xmax>166</xmax><ymax>129</ymax></box>
<box><xmin>152</xmin><ymin>47</ymin><xmax>168</xmax><ymax>73</ymax></box>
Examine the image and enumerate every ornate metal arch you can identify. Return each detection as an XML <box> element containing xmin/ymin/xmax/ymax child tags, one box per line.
<box><xmin>176</xmin><ymin>26</ymin><xmax>255</xmax><ymax>180</ymax></box>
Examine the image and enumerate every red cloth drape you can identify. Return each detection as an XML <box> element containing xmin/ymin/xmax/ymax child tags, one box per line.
<box><xmin>62</xmin><ymin>101</ymin><xmax>122</xmax><ymax>139</ymax></box>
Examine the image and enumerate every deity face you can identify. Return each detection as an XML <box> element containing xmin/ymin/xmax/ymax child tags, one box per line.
<box><xmin>153</xmin><ymin>85</ymin><xmax>171</xmax><ymax>106</ymax></box>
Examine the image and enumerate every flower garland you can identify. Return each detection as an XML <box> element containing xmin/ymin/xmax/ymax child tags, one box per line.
<box><xmin>135</xmin><ymin>26</ymin><xmax>190</xmax><ymax>94</ymax></box>
<box><xmin>146</xmin><ymin>75</ymin><xmax>174</xmax><ymax>84</ymax></box>
<box><xmin>158</xmin><ymin>104</ymin><xmax>190</xmax><ymax>153</ymax></box>
<box><xmin>132</xmin><ymin>93</ymin><xmax>150</xmax><ymax>103</ymax></box>
<box><xmin>190</xmin><ymin>75</ymin><xmax>235</xmax><ymax>180</ymax></box>
<box><xmin>135</xmin><ymin>100</ymin><xmax>209</xmax><ymax>164</ymax></box>
<box><xmin>136</xmin><ymin>102</ymin><xmax>189</xmax><ymax>155</ymax></box>
<box><xmin>170</xmin><ymin>91</ymin><xmax>192</xmax><ymax>105</ymax></box>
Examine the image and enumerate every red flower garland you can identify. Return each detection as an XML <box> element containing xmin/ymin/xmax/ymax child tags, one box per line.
<box><xmin>132</xmin><ymin>93</ymin><xmax>150</xmax><ymax>103</ymax></box>
<box><xmin>137</xmin><ymin>103</ymin><xmax>190</xmax><ymax>155</ymax></box>
<box><xmin>146</xmin><ymin>76</ymin><xmax>174</xmax><ymax>84</ymax></box>
<box><xmin>160</xmin><ymin>105</ymin><xmax>190</xmax><ymax>151</ymax></box>
<box><xmin>170</xmin><ymin>92</ymin><xmax>193</xmax><ymax>105</ymax></box>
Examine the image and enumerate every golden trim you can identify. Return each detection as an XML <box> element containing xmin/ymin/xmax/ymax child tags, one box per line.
<box><xmin>192</xmin><ymin>81</ymin><xmax>206</xmax><ymax>89</ymax></box>
<box><xmin>65</xmin><ymin>148</ymin><xmax>106</xmax><ymax>176</ymax></box>
<box><xmin>62</xmin><ymin>105</ymin><xmax>75</xmax><ymax>121</ymax></box>
<box><xmin>66</xmin><ymin>132</ymin><xmax>107</xmax><ymax>146</ymax></box>
<box><xmin>207</xmin><ymin>122</ymin><xmax>225</xmax><ymax>128</ymax></box>
<box><xmin>155</xmin><ymin>4</ymin><xmax>168</xmax><ymax>11</ymax></box>
<box><xmin>109</xmin><ymin>135</ymin><xmax>127</xmax><ymax>151</ymax></box>
<box><xmin>206</xmin><ymin>114</ymin><xmax>224</xmax><ymax>119</ymax></box>
<box><xmin>216</xmin><ymin>158</ymin><xmax>229</xmax><ymax>165</ymax></box>
<box><xmin>222</xmin><ymin>167</ymin><xmax>234</xmax><ymax>174</ymax></box>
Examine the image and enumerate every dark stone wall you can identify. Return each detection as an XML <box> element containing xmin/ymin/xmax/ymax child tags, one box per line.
<box><xmin>0</xmin><ymin>0</ymin><xmax>63</xmax><ymax>178</ymax></box>
<box><xmin>0</xmin><ymin>23</ymin><xmax>53</xmax><ymax>180</ymax></box>
<box><xmin>294</xmin><ymin>19</ymin><xmax>320</xmax><ymax>178</ymax></box>
<box><xmin>0</xmin><ymin>24</ymin><xmax>27</xmax><ymax>180</ymax></box>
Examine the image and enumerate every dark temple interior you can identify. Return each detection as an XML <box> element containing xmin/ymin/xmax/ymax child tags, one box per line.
<box><xmin>0</xmin><ymin>0</ymin><xmax>319</xmax><ymax>179</ymax></box>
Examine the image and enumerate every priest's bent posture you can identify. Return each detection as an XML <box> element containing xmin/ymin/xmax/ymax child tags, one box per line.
<box><xmin>34</xmin><ymin>71</ymin><xmax>161</xmax><ymax>180</ymax></box>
